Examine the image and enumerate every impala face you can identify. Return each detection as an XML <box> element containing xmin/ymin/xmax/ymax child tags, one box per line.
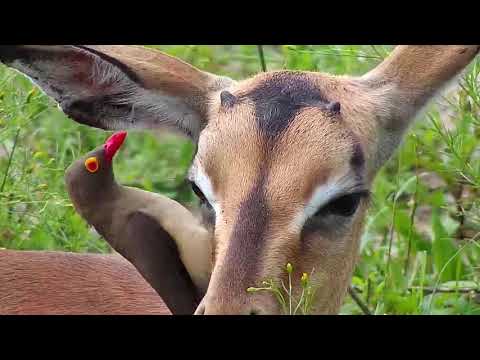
<box><xmin>189</xmin><ymin>72</ymin><xmax>372</xmax><ymax>314</ymax></box>
<box><xmin>1</xmin><ymin>45</ymin><xmax>478</xmax><ymax>315</ymax></box>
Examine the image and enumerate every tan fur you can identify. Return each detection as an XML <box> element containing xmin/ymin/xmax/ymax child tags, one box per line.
<box><xmin>0</xmin><ymin>250</ymin><xmax>170</xmax><ymax>315</ymax></box>
<box><xmin>197</xmin><ymin>73</ymin><xmax>372</xmax><ymax>313</ymax></box>
<box><xmin>1</xmin><ymin>45</ymin><xmax>478</xmax><ymax>315</ymax></box>
<box><xmin>193</xmin><ymin>47</ymin><xmax>479</xmax><ymax>314</ymax></box>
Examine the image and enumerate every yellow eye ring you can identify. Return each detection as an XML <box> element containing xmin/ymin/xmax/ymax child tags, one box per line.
<box><xmin>85</xmin><ymin>157</ymin><xmax>99</xmax><ymax>173</ymax></box>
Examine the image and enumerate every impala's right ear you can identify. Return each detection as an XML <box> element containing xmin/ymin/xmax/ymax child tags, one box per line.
<box><xmin>0</xmin><ymin>46</ymin><xmax>234</xmax><ymax>140</ymax></box>
<box><xmin>356</xmin><ymin>45</ymin><xmax>479</xmax><ymax>169</ymax></box>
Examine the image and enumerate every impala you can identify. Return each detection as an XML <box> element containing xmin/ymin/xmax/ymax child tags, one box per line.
<box><xmin>0</xmin><ymin>45</ymin><xmax>478</xmax><ymax>315</ymax></box>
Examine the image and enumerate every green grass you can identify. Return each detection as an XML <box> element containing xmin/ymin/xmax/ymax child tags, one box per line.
<box><xmin>1</xmin><ymin>45</ymin><xmax>479</xmax><ymax>315</ymax></box>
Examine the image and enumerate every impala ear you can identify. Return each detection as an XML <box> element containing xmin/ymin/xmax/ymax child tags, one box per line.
<box><xmin>357</xmin><ymin>45</ymin><xmax>479</xmax><ymax>168</ymax></box>
<box><xmin>0</xmin><ymin>45</ymin><xmax>234</xmax><ymax>140</ymax></box>
<box><xmin>360</xmin><ymin>46</ymin><xmax>479</xmax><ymax>132</ymax></box>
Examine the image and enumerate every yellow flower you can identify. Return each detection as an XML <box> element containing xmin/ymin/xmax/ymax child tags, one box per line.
<box><xmin>286</xmin><ymin>263</ymin><xmax>293</xmax><ymax>274</ymax></box>
<box><xmin>301</xmin><ymin>273</ymin><xmax>309</xmax><ymax>287</ymax></box>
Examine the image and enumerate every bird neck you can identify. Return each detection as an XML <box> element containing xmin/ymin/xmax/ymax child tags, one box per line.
<box><xmin>75</xmin><ymin>180</ymin><xmax>122</xmax><ymax>238</ymax></box>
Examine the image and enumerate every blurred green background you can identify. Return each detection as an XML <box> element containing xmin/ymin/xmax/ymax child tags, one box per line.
<box><xmin>1</xmin><ymin>45</ymin><xmax>479</xmax><ymax>314</ymax></box>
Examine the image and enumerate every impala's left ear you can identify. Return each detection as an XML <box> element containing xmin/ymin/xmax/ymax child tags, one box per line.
<box><xmin>0</xmin><ymin>45</ymin><xmax>235</xmax><ymax>141</ymax></box>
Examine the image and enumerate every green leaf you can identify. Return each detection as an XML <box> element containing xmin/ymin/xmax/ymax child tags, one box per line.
<box><xmin>431</xmin><ymin>209</ymin><xmax>464</xmax><ymax>282</ymax></box>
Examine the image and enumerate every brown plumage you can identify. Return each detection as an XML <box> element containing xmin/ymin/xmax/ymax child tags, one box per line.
<box><xmin>64</xmin><ymin>132</ymin><xmax>212</xmax><ymax>315</ymax></box>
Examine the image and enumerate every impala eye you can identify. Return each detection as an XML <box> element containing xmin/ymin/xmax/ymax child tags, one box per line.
<box><xmin>314</xmin><ymin>191</ymin><xmax>368</xmax><ymax>218</ymax></box>
<box><xmin>190</xmin><ymin>180</ymin><xmax>215</xmax><ymax>226</ymax></box>
<box><xmin>190</xmin><ymin>181</ymin><xmax>208</xmax><ymax>203</ymax></box>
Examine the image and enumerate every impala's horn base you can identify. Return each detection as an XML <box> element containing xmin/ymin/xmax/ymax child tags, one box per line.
<box><xmin>326</xmin><ymin>101</ymin><xmax>341</xmax><ymax>114</ymax></box>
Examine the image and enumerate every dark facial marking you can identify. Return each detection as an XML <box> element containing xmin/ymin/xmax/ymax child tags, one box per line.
<box><xmin>350</xmin><ymin>142</ymin><xmax>365</xmax><ymax>170</ymax></box>
<box><xmin>241</xmin><ymin>72</ymin><xmax>329</xmax><ymax>140</ymax></box>
<box><xmin>219</xmin><ymin>173</ymin><xmax>269</xmax><ymax>292</ymax></box>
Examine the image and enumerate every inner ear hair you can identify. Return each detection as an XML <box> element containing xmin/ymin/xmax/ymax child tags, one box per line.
<box><xmin>0</xmin><ymin>45</ymin><xmax>235</xmax><ymax>141</ymax></box>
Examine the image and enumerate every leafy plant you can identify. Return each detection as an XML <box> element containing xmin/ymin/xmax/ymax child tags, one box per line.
<box><xmin>247</xmin><ymin>263</ymin><xmax>317</xmax><ymax>315</ymax></box>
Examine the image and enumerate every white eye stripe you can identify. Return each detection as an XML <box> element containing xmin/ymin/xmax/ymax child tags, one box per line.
<box><xmin>192</xmin><ymin>163</ymin><xmax>220</xmax><ymax>215</ymax></box>
<box><xmin>291</xmin><ymin>182</ymin><xmax>340</xmax><ymax>231</ymax></box>
<box><xmin>290</xmin><ymin>174</ymin><xmax>357</xmax><ymax>231</ymax></box>
<box><xmin>303</xmin><ymin>183</ymin><xmax>341</xmax><ymax>219</ymax></box>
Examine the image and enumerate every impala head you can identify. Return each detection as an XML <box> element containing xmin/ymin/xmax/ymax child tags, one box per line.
<box><xmin>1</xmin><ymin>45</ymin><xmax>478</xmax><ymax>314</ymax></box>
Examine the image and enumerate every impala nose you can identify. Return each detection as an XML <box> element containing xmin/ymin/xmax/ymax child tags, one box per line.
<box><xmin>194</xmin><ymin>294</ymin><xmax>267</xmax><ymax>315</ymax></box>
<box><xmin>203</xmin><ymin>304</ymin><xmax>266</xmax><ymax>315</ymax></box>
<box><xmin>195</xmin><ymin>295</ymin><xmax>270</xmax><ymax>315</ymax></box>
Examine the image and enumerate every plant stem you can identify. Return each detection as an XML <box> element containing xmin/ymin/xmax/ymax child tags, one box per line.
<box><xmin>0</xmin><ymin>128</ymin><xmax>20</xmax><ymax>194</ymax></box>
<box><xmin>385</xmin><ymin>155</ymin><xmax>401</xmax><ymax>288</ymax></box>
<box><xmin>405</xmin><ymin>139</ymin><xmax>419</xmax><ymax>276</ymax></box>
<box><xmin>409</xmin><ymin>286</ymin><xmax>479</xmax><ymax>295</ymax></box>
<box><xmin>348</xmin><ymin>286</ymin><xmax>372</xmax><ymax>315</ymax></box>
<box><xmin>427</xmin><ymin>236</ymin><xmax>477</xmax><ymax>314</ymax></box>
<box><xmin>370</xmin><ymin>45</ymin><xmax>387</xmax><ymax>60</ymax></box>
<box><xmin>366</xmin><ymin>276</ymin><xmax>371</xmax><ymax>305</ymax></box>
<box><xmin>257</xmin><ymin>45</ymin><xmax>267</xmax><ymax>72</ymax></box>
<box><xmin>288</xmin><ymin>271</ymin><xmax>292</xmax><ymax>315</ymax></box>
<box><xmin>293</xmin><ymin>288</ymin><xmax>305</xmax><ymax>315</ymax></box>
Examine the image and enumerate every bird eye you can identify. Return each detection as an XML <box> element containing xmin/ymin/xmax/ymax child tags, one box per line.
<box><xmin>314</xmin><ymin>191</ymin><xmax>368</xmax><ymax>218</ymax></box>
<box><xmin>85</xmin><ymin>157</ymin><xmax>99</xmax><ymax>173</ymax></box>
